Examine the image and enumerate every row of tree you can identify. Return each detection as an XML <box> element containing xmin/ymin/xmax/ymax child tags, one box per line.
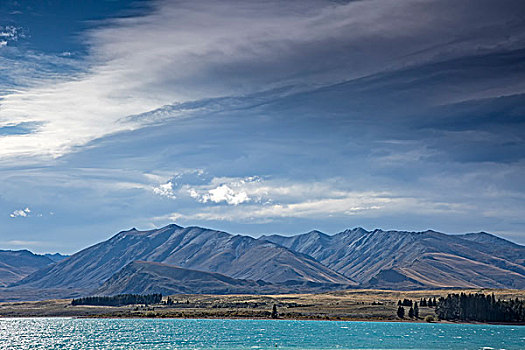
<box><xmin>436</xmin><ymin>293</ymin><xmax>525</xmax><ymax>322</ymax></box>
<box><xmin>72</xmin><ymin>293</ymin><xmax>163</xmax><ymax>306</ymax></box>
<box><xmin>420</xmin><ymin>297</ymin><xmax>437</xmax><ymax>307</ymax></box>
<box><xmin>397</xmin><ymin>302</ymin><xmax>419</xmax><ymax>319</ymax></box>
<box><xmin>397</xmin><ymin>298</ymin><xmax>436</xmax><ymax>307</ymax></box>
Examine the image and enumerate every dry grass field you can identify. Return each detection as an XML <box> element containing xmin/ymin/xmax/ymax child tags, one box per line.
<box><xmin>1</xmin><ymin>288</ymin><xmax>524</xmax><ymax>322</ymax></box>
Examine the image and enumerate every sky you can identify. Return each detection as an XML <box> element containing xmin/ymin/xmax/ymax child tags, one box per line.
<box><xmin>1</xmin><ymin>0</ymin><xmax>525</xmax><ymax>254</ymax></box>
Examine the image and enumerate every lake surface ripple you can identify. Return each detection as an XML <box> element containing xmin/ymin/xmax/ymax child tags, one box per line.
<box><xmin>0</xmin><ymin>318</ymin><xmax>523</xmax><ymax>349</ymax></box>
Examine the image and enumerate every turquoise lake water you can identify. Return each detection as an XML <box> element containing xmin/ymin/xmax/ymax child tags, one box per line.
<box><xmin>0</xmin><ymin>318</ymin><xmax>523</xmax><ymax>349</ymax></box>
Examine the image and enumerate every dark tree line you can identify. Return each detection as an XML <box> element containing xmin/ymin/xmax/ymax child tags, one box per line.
<box><xmin>72</xmin><ymin>293</ymin><xmax>162</xmax><ymax>306</ymax></box>
<box><xmin>436</xmin><ymin>293</ymin><xmax>525</xmax><ymax>322</ymax></box>
<box><xmin>398</xmin><ymin>298</ymin><xmax>436</xmax><ymax>307</ymax></box>
<box><xmin>396</xmin><ymin>297</ymin><xmax>436</xmax><ymax>319</ymax></box>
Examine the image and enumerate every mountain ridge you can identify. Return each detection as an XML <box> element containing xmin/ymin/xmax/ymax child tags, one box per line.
<box><xmin>261</xmin><ymin>227</ymin><xmax>525</xmax><ymax>289</ymax></box>
<box><xmin>7</xmin><ymin>224</ymin><xmax>525</xmax><ymax>298</ymax></box>
<box><xmin>14</xmin><ymin>224</ymin><xmax>353</xmax><ymax>291</ymax></box>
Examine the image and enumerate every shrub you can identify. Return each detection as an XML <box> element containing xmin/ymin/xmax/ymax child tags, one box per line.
<box><xmin>424</xmin><ymin>315</ymin><xmax>435</xmax><ymax>323</ymax></box>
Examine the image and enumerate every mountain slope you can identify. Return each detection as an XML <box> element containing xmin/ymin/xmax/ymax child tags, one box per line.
<box><xmin>261</xmin><ymin>228</ymin><xmax>525</xmax><ymax>289</ymax></box>
<box><xmin>16</xmin><ymin>224</ymin><xmax>354</xmax><ymax>290</ymax></box>
<box><xmin>96</xmin><ymin>261</ymin><xmax>351</xmax><ymax>295</ymax></box>
<box><xmin>0</xmin><ymin>250</ymin><xmax>55</xmax><ymax>287</ymax></box>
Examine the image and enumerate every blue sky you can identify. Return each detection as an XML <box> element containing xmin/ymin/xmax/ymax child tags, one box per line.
<box><xmin>1</xmin><ymin>0</ymin><xmax>525</xmax><ymax>253</ymax></box>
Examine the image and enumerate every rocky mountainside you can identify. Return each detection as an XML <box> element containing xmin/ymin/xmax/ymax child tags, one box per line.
<box><xmin>0</xmin><ymin>250</ymin><xmax>55</xmax><ymax>287</ymax></box>
<box><xmin>261</xmin><ymin>228</ymin><xmax>525</xmax><ymax>289</ymax></box>
<box><xmin>96</xmin><ymin>261</ymin><xmax>351</xmax><ymax>295</ymax></box>
<box><xmin>15</xmin><ymin>224</ymin><xmax>353</xmax><ymax>290</ymax></box>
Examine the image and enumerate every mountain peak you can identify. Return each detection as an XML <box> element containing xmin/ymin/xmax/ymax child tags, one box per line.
<box><xmin>165</xmin><ymin>223</ymin><xmax>183</xmax><ymax>229</ymax></box>
<box><xmin>460</xmin><ymin>231</ymin><xmax>519</xmax><ymax>247</ymax></box>
<box><xmin>305</xmin><ymin>230</ymin><xmax>328</xmax><ymax>237</ymax></box>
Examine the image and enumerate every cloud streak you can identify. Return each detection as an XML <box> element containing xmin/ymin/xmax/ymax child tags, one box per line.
<box><xmin>156</xmin><ymin>175</ymin><xmax>474</xmax><ymax>224</ymax></box>
<box><xmin>1</xmin><ymin>0</ymin><xmax>524</xmax><ymax>160</ymax></box>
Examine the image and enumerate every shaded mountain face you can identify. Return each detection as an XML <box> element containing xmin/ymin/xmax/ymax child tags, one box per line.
<box><xmin>261</xmin><ymin>228</ymin><xmax>525</xmax><ymax>289</ymax></box>
<box><xmin>15</xmin><ymin>224</ymin><xmax>353</xmax><ymax>290</ymax></box>
<box><xmin>96</xmin><ymin>261</ymin><xmax>352</xmax><ymax>296</ymax></box>
<box><xmin>0</xmin><ymin>250</ymin><xmax>55</xmax><ymax>286</ymax></box>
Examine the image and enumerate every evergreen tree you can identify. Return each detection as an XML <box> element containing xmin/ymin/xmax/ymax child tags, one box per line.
<box><xmin>408</xmin><ymin>307</ymin><xmax>414</xmax><ymax>318</ymax></box>
<box><xmin>414</xmin><ymin>302</ymin><xmax>419</xmax><ymax>318</ymax></box>
<box><xmin>397</xmin><ymin>306</ymin><xmax>405</xmax><ymax>318</ymax></box>
<box><xmin>427</xmin><ymin>298</ymin><xmax>434</xmax><ymax>307</ymax></box>
<box><xmin>401</xmin><ymin>299</ymin><xmax>412</xmax><ymax>307</ymax></box>
<box><xmin>271</xmin><ymin>304</ymin><xmax>279</xmax><ymax>319</ymax></box>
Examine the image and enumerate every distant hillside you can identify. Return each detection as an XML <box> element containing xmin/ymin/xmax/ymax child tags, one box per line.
<box><xmin>0</xmin><ymin>250</ymin><xmax>55</xmax><ymax>287</ymax></box>
<box><xmin>96</xmin><ymin>261</ymin><xmax>351</xmax><ymax>295</ymax></box>
<box><xmin>261</xmin><ymin>228</ymin><xmax>525</xmax><ymax>289</ymax></box>
<box><xmin>43</xmin><ymin>253</ymin><xmax>69</xmax><ymax>263</ymax></box>
<box><xmin>15</xmin><ymin>224</ymin><xmax>353</xmax><ymax>290</ymax></box>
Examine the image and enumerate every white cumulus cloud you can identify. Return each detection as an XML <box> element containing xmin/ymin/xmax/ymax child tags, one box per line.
<box><xmin>152</xmin><ymin>181</ymin><xmax>176</xmax><ymax>199</ymax></box>
<box><xmin>200</xmin><ymin>184</ymin><xmax>250</xmax><ymax>205</ymax></box>
<box><xmin>187</xmin><ymin>176</ymin><xmax>263</xmax><ymax>205</ymax></box>
<box><xmin>10</xmin><ymin>207</ymin><xmax>31</xmax><ymax>218</ymax></box>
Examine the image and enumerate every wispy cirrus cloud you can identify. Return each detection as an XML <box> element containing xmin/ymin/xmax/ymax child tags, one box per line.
<box><xmin>156</xmin><ymin>175</ymin><xmax>469</xmax><ymax>223</ymax></box>
<box><xmin>2</xmin><ymin>0</ymin><xmax>524</xmax><ymax>160</ymax></box>
<box><xmin>161</xmin><ymin>188</ymin><xmax>472</xmax><ymax>224</ymax></box>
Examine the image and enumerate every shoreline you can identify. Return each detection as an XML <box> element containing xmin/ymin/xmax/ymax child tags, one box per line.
<box><xmin>2</xmin><ymin>314</ymin><xmax>524</xmax><ymax>326</ymax></box>
<box><xmin>83</xmin><ymin>316</ymin><xmax>525</xmax><ymax>326</ymax></box>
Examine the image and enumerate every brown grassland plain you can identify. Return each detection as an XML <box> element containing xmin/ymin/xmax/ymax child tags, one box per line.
<box><xmin>1</xmin><ymin>288</ymin><xmax>524</xmax><ymax>322</ymax></box>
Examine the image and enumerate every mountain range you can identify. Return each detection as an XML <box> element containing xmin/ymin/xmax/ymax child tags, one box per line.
<box><xmin>2</xmin><ymin>224</ymin><xmax>524</xmax><ymax>300</ymax></box>
<box><xmin>262</xmin><ymin>229</ymin><xmax>525</xmax><ymax>289</ymax></box>
<box><xmin>0</xmin><ymin>250</ymin><xmax>68</xmax><ymax>287</ymax></box>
